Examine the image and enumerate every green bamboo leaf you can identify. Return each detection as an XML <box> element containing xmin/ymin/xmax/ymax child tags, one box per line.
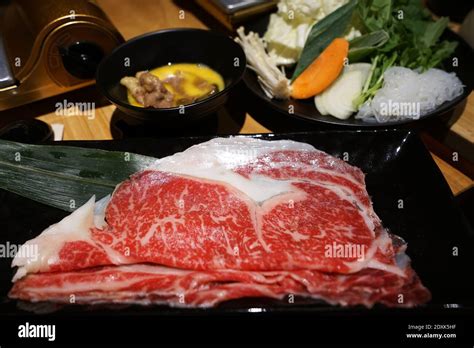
<box><xmin>0</xmin><ymin>139</ymin><xmax>156</xmax><ymax>212</ymax></box>
<box><xmin>291</xmin><ymin>0</ymin><xmax>357</xmax><ymax>81</ymax></box>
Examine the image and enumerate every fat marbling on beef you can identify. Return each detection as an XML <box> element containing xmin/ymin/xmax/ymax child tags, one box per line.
<box><xmin>10</xmin><ymin>137</ymin><xmax>430</xmax><ymax>308</ymax></box>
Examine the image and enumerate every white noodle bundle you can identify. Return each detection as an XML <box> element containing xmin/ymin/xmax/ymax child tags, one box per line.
<box><xmin>356</xmin><ymin>67</ymin><xmax>464</xmax><ymax>123</ymax></box>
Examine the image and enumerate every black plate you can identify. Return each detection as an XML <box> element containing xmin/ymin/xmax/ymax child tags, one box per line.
<box><xmin>96</xmin><ymin>28</ymin><xmax>246</xmax><ymax>126</ymax></box>
<box><xmin>243</xmin><ymin>14</ymin><xmax>474</xmax><ymax>128</ymax></box>
<box><xmin>0</xmin><ymin>130</ymin><xmax>472</xmax><ymax>317</ymax></box>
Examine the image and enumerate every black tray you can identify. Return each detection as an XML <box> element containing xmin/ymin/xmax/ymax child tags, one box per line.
<box><xmin>0</xmin><ymin>130</ymin><xmax>473</xmax><ymax>343</ymax></box>
<box><xmin>0</xmin><ymin>130</ymin><xmax>474</xmax><ymax>346</ymax></box>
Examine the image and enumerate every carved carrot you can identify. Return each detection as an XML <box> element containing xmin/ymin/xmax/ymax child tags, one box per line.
<box><xmin>291</xmin><ymin>38</ymin><xmax>349</xmax><ymax>99</ymax></box>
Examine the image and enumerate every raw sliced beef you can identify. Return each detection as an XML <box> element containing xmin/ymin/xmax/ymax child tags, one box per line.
<box><xmin>10</xmin><ymin>137</ymin><xmax>431</xmax><ymax>308</ymax></box>
<box><xmin>13</xmin><ymin>138</ymin><xmax>398</xmax><ymax>278</ymax></box>
<box><xmin>10</xmin><ymin>262</ymin><xmax>430</xmax><ymax>308</ymax></box>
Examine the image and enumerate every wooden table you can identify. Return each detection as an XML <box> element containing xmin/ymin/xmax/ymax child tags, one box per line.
<box><xmin>8</xmin><ymin>0</ymin><xmax>474</xmax><ymax>195</ymax></box>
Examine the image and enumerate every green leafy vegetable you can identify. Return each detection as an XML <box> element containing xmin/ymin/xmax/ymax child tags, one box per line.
<box><xmin>363</xmin><ymin>0</ymin><xmax>456</xmax><ymax>68</ymax></box>
<box><xmin>353</xmin><ymin>0</ymin><xmax>458</xmax><ymax>107</ymax></box>
<box><xmin>348</xmin><ymin>30</ymin><xmax>389</xmax><ymax>62</ymax></box>
<box><xmin>353</xmin><ymin>52</ymin><xmax>398</xmax><ymax>108</ymax></box>
<box><xmin>357</xmin><ymin>0</ymin><xmax>393</xmax><ymax>32</ymax></box>
<box><xmin>291</xmin><ymin>0</ymin><xmax>357</xmax><ymax>81</ymax></box>
<box><xmin>0</xmin><ymin>140</ymin><xmax>156</xmax><ymax>212</ymax></box>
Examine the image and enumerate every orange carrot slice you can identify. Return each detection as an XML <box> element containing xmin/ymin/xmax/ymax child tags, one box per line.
<box><xmin>291</xmin><ymin>38</ymin><xmax>349</xmax><ymax>99</ymax></box>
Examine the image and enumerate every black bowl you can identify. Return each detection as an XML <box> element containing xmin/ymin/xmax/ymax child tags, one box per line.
<box><xmin>96</xmin><ymin>28</ymin><xmax>246</xmax><ymax>126</ymax></box>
